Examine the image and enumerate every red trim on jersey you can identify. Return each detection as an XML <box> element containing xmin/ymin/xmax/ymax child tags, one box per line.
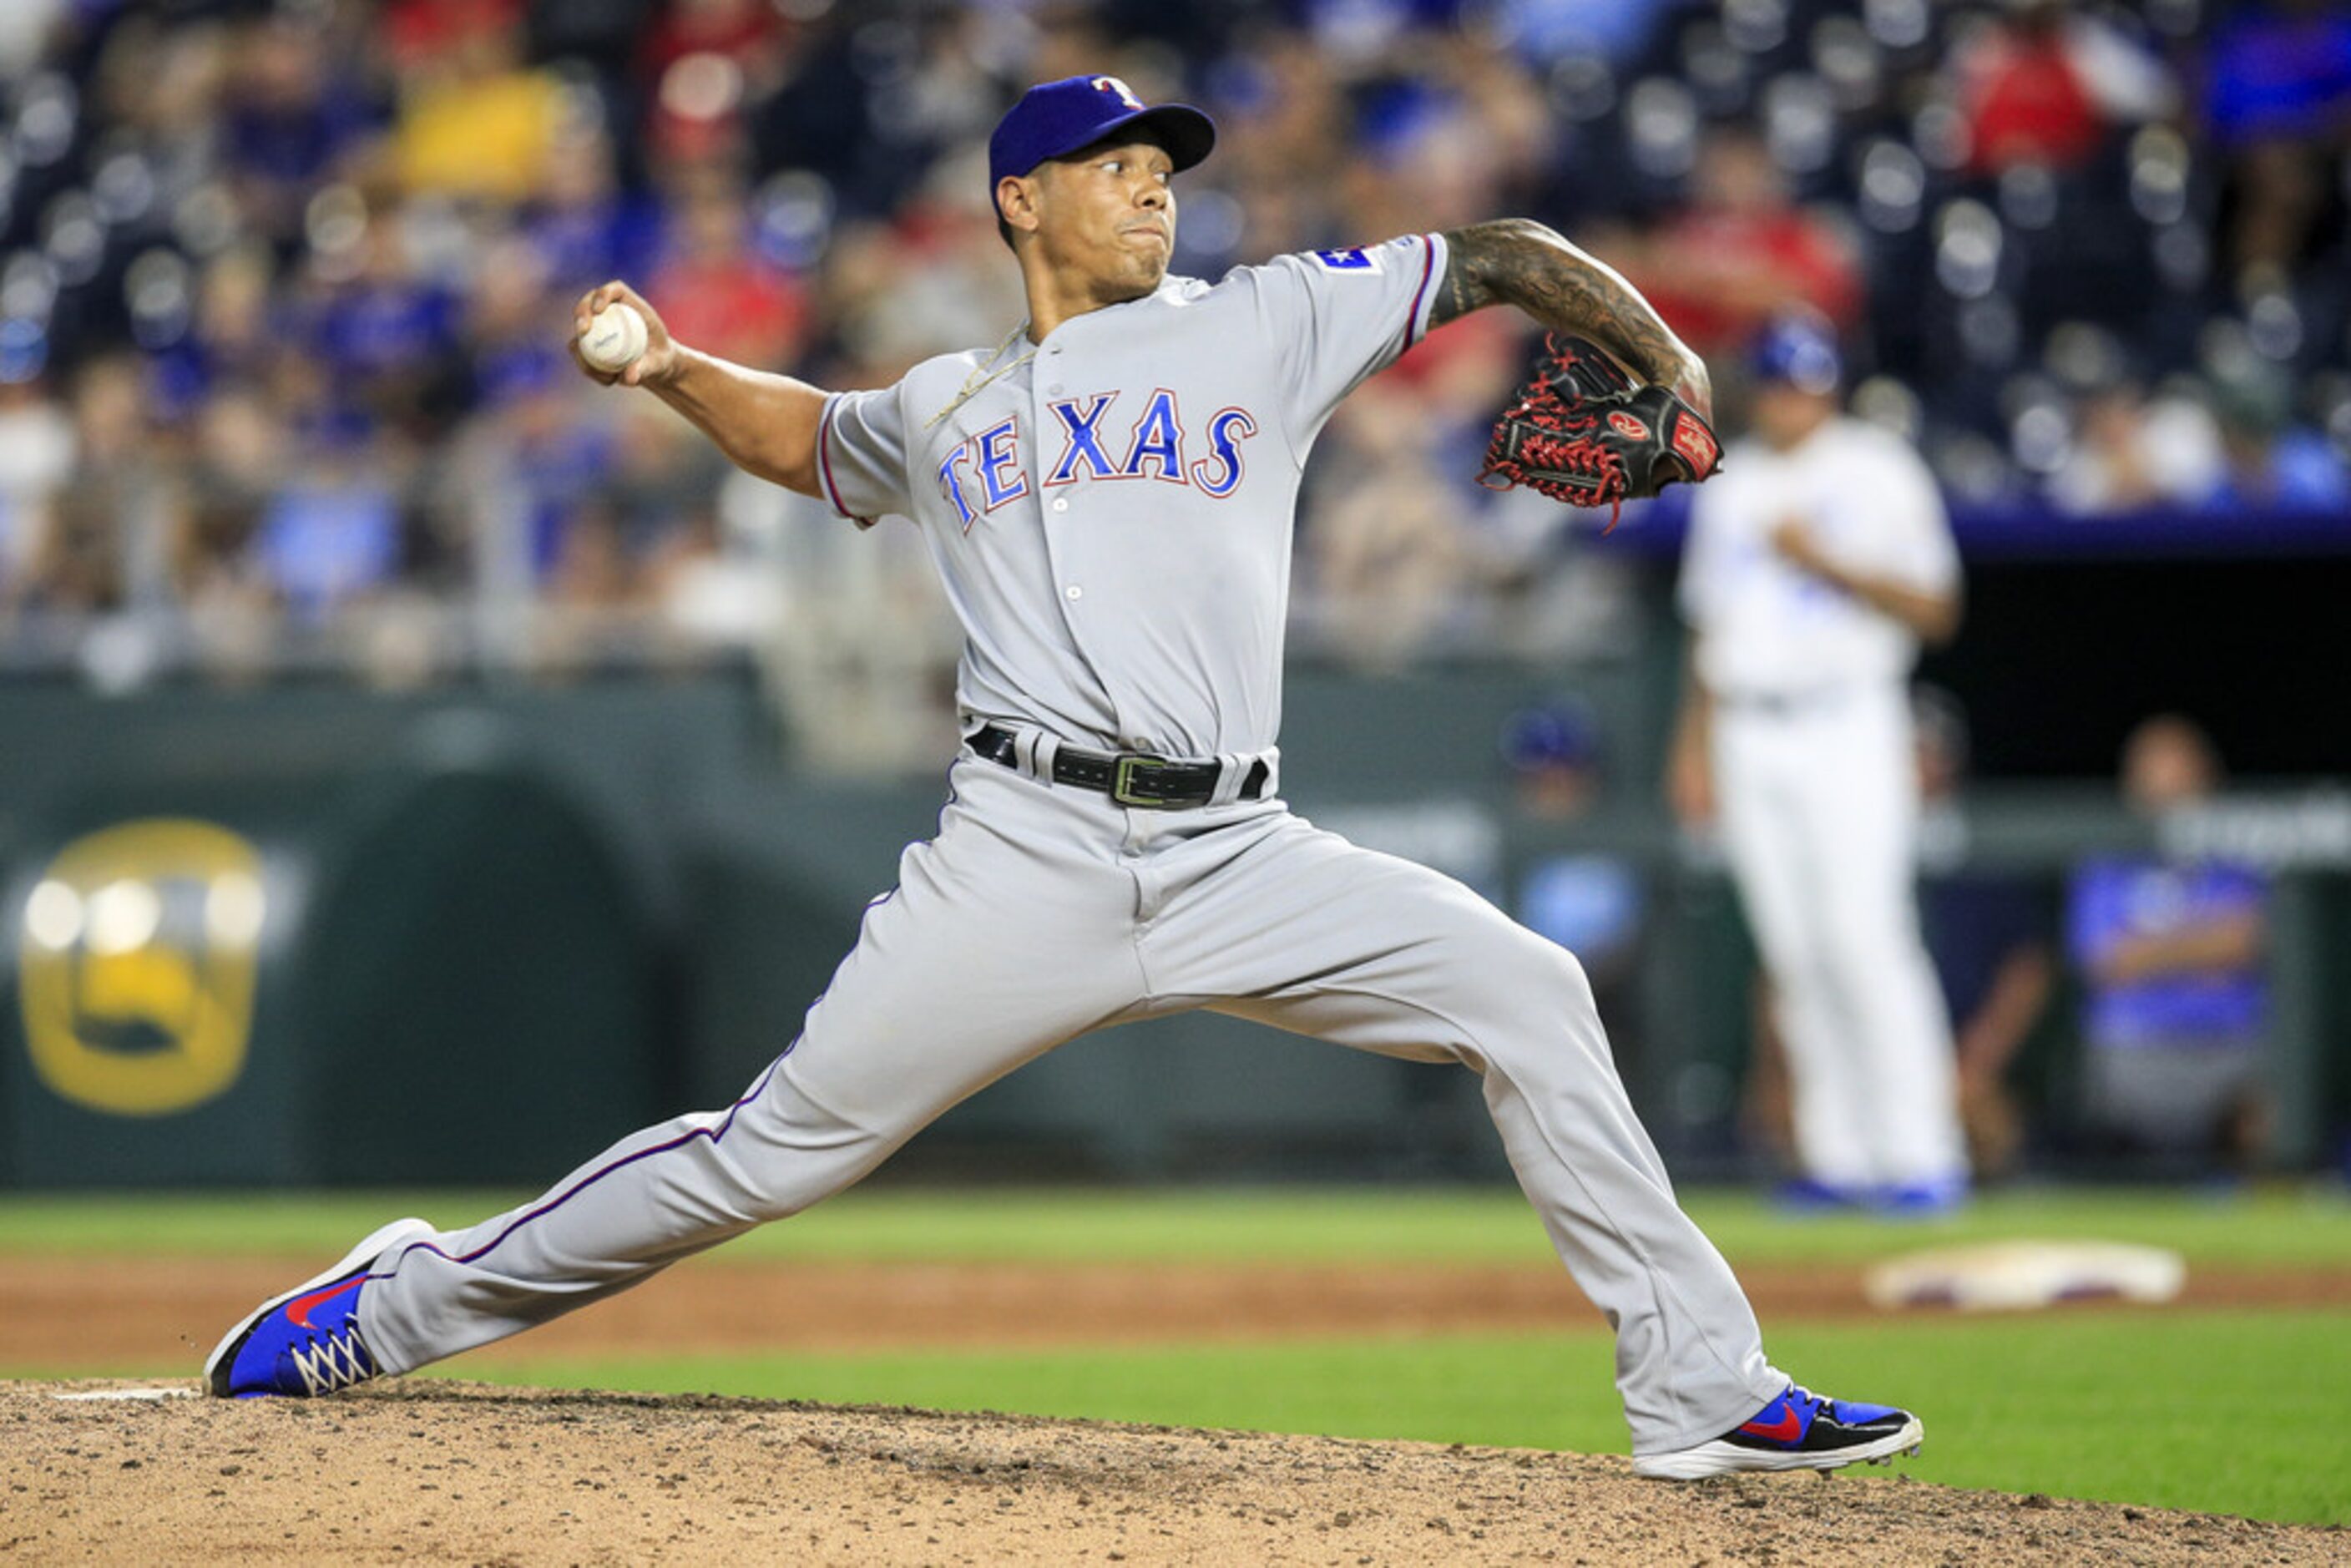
<box><xmin>816</xmin><ymin>396</ymin><xmax>872</xmax><ymax>527</ymax></box>
<box><xmin>1405</xmin><ymin>234</ymin><xmax>1438</xmax><ymax>346</ymax></box>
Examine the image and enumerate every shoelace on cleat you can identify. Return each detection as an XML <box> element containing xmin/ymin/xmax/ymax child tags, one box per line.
<box><xmin>289</xmin><ymin>1324</ymin><xmax>376</xmax><ymax>1395</ymax></box>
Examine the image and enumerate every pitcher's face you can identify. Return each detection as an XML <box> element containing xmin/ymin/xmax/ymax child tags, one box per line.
<box><xmin>1007</xmin><ymin>139</ymin><xmax>1178</xmax><ymax>301</ymax></box>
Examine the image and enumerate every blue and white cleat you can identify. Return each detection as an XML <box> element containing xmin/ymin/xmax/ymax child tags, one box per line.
<box><xmin>1770</xmin><ymin>1177</ymin><xmax>1866</xmax><ymax>1216</ymax></box>
<box><xmin>1871</xmin><ymin>1177</ymin><xmax>1970</xmax><ymax>1219</ymax></box>
<box><xmin>204</xmin><ymin>1217</ymin><xmax>433</xmax><ymax>1399</ymax></box>
<box><xmin>1632</xmin><ymin>1383</ymin><xmax>1924</xmax><ymax>1479</ymax></box>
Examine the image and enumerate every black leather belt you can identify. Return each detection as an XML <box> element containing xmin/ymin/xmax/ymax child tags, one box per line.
<box><xmin>969</xmin><ymin>724</ymin><xmax>1271</xmax><ymax>810</ymax></box>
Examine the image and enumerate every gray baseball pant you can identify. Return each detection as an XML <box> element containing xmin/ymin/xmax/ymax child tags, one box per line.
<box><xmin>359</xmin><ymin>755</ymin><xmax>1784</xmax><ymax>1454</ymax></box>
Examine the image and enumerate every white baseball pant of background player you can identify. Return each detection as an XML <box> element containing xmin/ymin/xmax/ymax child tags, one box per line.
<box><xmin>1678</xmin><ymin>357</ymin><xmax>1969</xmax><ymax>1198</ymax></box>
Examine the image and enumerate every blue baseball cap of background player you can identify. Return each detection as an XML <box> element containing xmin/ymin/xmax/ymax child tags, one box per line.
<box><xmin>988</xmin><ymin>75</ymin><xmax>1216</xmax><ymax>239</ymax></box>
<box><xmin>1746</xmin><ymin>310</ymin><xmax>1843</xmax><ymax>397</ymax></box>
<box><xmin>1501</xmin><ymin>700</ymin><xmax>1602</xmax><ymax>776</ymax></box>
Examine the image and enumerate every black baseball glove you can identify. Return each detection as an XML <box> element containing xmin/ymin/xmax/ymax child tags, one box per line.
<box><xmin>1476</xmin><ymin>335</ymin><xmax>1722</xmax><ymax>527</ymax></box>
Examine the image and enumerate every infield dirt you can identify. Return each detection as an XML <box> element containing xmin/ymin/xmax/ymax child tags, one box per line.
<box><xmin>7</xmin><ymin>1256</ymin><xmax>2349</xmax><ymax>1563</ymax></box>
<box><xmin>7</xmin><ymin>1378</ymin><xmax>2344</xmax><ymax>1566</ymax></box>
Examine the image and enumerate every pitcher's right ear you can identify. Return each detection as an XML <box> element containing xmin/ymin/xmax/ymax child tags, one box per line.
<box><xmin>997</xmin><ymin>175</ymin><xmax>1043</xmax><ymax>240</ymax></box>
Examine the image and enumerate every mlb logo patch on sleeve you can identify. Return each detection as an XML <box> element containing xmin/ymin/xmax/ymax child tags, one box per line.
<box><xmin>1312</xmin><ymin>247</ymin><xmax>1379</xmax><ymax>272</ymax></box>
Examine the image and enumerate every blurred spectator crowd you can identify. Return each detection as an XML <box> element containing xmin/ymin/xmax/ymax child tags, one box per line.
<box><xmin>0</xmin><ymin>0</ymin><xmax>2346</xmax><ymax>747</ymax></box>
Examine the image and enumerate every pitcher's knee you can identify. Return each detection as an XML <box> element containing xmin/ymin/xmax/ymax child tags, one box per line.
<box><xmin>1479</xmin><ymin>931</ymin><xmax>1601</xmax><ymax>1028</ymax></box>
<box><xmin>706</xmin><ymin>1075</ymin><xmax>913</xmax><ymax>1225</ymax></box>
<box><xmin>1524</xmin><ymin>933</ymin><xmax>1598</xmax><ymax>1006</ymax></box>
<box><xmin>1467</xmin><ymin>938</ymin><xmax>1637</xmax><ymax>1092</ymax></box>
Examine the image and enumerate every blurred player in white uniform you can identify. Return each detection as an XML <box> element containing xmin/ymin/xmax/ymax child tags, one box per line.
<box><xmin>1669</xmin><ymin>314</ymin><xmax>1969</xmax><ymax>1212</ymax></box>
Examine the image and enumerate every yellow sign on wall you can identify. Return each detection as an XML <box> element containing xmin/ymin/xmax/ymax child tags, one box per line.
<box><xmin>18</xmin><ymin>820</ymin><xmax>268</xmax><ymax>1117</ymax></box>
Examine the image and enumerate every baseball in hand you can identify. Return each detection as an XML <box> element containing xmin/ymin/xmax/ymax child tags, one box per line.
<box><xmin>579</xmin><ymin>302</ymin><xmax>650</xmax><ymax>374</ymax></box>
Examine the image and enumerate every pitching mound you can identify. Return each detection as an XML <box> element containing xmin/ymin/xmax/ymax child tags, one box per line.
<box><xmin>5</xmin><ymin>1381</ymin><xmax>2339</xmax><ymax>1565</ymax></box>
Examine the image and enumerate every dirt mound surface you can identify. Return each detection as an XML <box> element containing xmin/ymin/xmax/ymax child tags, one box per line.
<box><xmin>5</xmin><ymin>1379</ymin><xmax>2338</xmax><ymax>1565</ymax></box>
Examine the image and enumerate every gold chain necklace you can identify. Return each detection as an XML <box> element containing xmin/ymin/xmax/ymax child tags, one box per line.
<box><xmin>924</xmin><ymin>322</ymin><xmax>1039</xmax><ymax>430</ymax></box>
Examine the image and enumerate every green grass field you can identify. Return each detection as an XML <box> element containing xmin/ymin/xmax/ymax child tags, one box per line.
<box><xmin>7</xmin><ymin>1182</ymin><xmax>2348</xmax><ymax>1264</ymax></box>
<box><xmin>6</xmin><ymin>1184</ymin><xmax>2348</xmax><ymax>1525</ymax></box>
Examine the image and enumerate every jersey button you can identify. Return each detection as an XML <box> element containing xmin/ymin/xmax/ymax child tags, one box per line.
<box><xmin>1065</xmin><ymin>584</ymin><xmax>1083</xmax><ymax>600</ymax></box>
<box><xmin>1051</xmin><ymin>498</ymin><xmax>1069</xmax><ymax>513</ymax></box>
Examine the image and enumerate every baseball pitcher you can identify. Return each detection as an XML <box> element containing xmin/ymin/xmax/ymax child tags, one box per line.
<box><xmin>207</xmin><ymin>76</ymin><xmax>1922</xmax><ymax>1479</ymax></box>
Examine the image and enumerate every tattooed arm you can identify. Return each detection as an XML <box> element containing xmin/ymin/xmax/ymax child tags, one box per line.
<box><xmin>1432</xmin><ymin>219</ymin><xmax>1711</xmax><ymax>420</ymax></box>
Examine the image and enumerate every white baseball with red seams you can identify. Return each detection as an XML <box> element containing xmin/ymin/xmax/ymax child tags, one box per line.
<box><xmin>579</xmin><ymin>301</ymin><xmax>648</xmax><ymax>373</ymax></box>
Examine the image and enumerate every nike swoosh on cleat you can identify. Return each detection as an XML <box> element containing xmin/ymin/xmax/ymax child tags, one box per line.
<box><xmin>286</xmin><ymin>1277</ymin><xmax>363</xmax><ymax>1330</ymax></box>
<box><xmin>1740</xmin><ymin>1407</ymin><xmax>1806</xmax><ymax>1442</ymax></box>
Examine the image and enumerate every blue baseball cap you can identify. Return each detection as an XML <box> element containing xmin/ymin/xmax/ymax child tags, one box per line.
<box><xmin>1747</xmin><ymin>311</ymin><xmax>1843</xmax><ymax>394</ymax></box>
<box><xmin>988</xmin><ymin>74</ymin><xmax>1216</xmax><ymax>195</ymax></box>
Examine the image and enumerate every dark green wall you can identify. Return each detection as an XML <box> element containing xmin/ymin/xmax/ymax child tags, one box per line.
<box><xmin>1</xmin><ymin>674</ymin><xmax>2343</xmax><ymax>1188</ymax></box>
<box><xmin>0</xmin><ymin>681</ymin><xmax>748</xmax><ymax>1186</ymax></box>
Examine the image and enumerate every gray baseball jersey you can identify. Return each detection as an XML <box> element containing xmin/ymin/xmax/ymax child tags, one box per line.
<box><xmin>352</xmin><ymin>235</ymin><xmax>1788</xmax><ymax>1455</ymax></box>
<box><xmin>817</xmin><ymin>235</ymin><xmax>1448</xmax><ymax>758</ymax></box>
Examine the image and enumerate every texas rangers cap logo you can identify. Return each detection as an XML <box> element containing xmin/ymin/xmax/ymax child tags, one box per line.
<box><xmin>988</xmin><ymin>74</ymin><xmax>1218</xmax><ymax>192</ymax></box>
<box><xmin>1090</xmin><ymin>76</ymin><xmax>1145</xmax><ymax>111</ymax></box>
<box><xmin>1607</xmin><ymin>411</ymin><xmax>1649</xmax><ymax>440</ymax></box>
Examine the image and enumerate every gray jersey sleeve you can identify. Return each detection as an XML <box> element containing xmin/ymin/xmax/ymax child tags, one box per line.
<box><xmin>1252</xmin><ymin>233</ymin><xmax>1448</xmax><ymax>444</ymax></box>
<box><xmin>817</xmin><ymin>387</ymin><xmax>915</xmax><ymax>527</ymax></box>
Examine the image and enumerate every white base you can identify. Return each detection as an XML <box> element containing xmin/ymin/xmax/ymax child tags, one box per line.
<box><xmin>1632</xmin><ymin>1414</ymin><xmax>1924</xmax><ymax>1480</ymax></box>
<box><xmin>1865</xmin><ymin>1241</ymin><xmax>2186</xmax><ymax>1311</ymax></box>
<box><xmin>201</xmin><ymin>1216</ymin><xmax>436</xmax><ymax>1393</ymax></box>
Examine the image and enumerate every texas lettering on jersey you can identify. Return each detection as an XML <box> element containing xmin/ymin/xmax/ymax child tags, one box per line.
<box><xmin>935</xmin><ymin>389</ymin><xmax>1261</xmax><ymax>529</ymax></box>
